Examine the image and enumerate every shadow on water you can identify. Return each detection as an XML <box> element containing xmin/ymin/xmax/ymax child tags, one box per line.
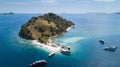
<box><xmin>30</xmin><ymin>65</ymin><xmax>47</xmax><ymax>67</ymax></box>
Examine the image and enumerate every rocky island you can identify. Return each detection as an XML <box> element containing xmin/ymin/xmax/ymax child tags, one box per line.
<box><xmin>19</xmin><ymin>13</ymin><xmax>74</xmax><ymax>52</ymax></box>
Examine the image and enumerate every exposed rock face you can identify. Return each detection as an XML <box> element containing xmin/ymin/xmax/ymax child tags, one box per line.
<box><xmin>19</xmin><ymin>13</ymin><xmax>74</xmax><ymax>43</ymax></box>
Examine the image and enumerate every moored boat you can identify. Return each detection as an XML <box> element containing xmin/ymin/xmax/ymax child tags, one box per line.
<box><xmin>61</xmin><ymin>49</ymin><xmax>70</xmax><ymax>55</ymax></box>
<box><xmin>61</xmin><ymin>46</ymin><xmax>70</xmax><ymax>50</ymax></box>
<box><xmin>48</xmin><ymin>52</ymin><xmax>55</xmax><ymax>57</ymax></box>
<box><xmin>99</xmin><ymin>40</ymin><xmax>105</xmax><ymax>44</ymax></box>
<box><xmin>60</xmin><ymin>46</ymin><xmax>70</xmax><ymax>55</ymax></box>
<box><xmin>104</xmin><ymin>45</ymin><xmax>117</xmax><ymax>51</ymax></box>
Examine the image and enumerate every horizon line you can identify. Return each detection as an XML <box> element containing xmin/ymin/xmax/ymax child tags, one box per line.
<box><xmin>0</xmin><ymin>12</ymin><xmax>119</xmax><ymax>14</ymax></box>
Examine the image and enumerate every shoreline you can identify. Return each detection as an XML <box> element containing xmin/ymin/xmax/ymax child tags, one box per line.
<box><xmin>66</xmin><ymin>25</ymin><xmax>74</xmax><ymax>31</ymax></box>
<box><xmin>32</xmin><ymin>40</ymin><xmax>61</xmax><ymax>52</ymax></box>
<box><xmin>32</xmin><ymin>25</ymin><xmax>74</xmax><ymax>53</ymax></box>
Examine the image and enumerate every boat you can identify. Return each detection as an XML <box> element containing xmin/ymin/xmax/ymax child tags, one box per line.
<box><xmin>30</xmin><ymin>60</ymin><xmax>47</xmax><ymax>67</ymax></box>
<box><xmin>61</xmin><ymin>46</ymin><xmax>70</xmax><ymax>50</ymax></box>
<box><xmin>61</xmin><ymin>49</ymin><xmax>70</xmax><ymax>55</ymax></box>
<box><xmin>104</xmin><ymin>45</ymin><xmax>117</xmax><ymax>51</ymax></box>
<box><xmin>99</xmin><ymin>40</ymin><xmax>105</xmax><ymax>44</ymax></box>
<box><xmin>60</xmin><ymin>46</ymin><xmax>71</xmax><ymax>55</ymax></box>
<box><xmin>48</xmin><ymin>52</ymin><xmax>55</xmax><ymax>57</ymax></box>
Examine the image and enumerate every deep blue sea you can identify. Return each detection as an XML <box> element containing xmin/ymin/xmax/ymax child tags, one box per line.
<box><xmin>0</xmin><ymin>13</ymin><xmax>120</xmax><ymax>67</ymax></box>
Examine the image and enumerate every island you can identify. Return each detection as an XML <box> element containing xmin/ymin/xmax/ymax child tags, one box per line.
<box><xmin>114</xmin><ymin>12</ymin><xmax>120</xmax><ymax>14</ymax></box>
<box><xmin>19</xmin><ymin>13</ymin><xmax>74</xmax><ymax>53</ymax></box>
<box><xmin>0</xmin><ymin>12</ymin><xmax>14</xmax><ymax>15</ymax></box>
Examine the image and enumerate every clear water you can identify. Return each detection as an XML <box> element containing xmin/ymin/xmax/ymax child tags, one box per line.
<box><xmin>0</xmin><ymin>14</ymin><xmax>120</xmax><ymax>67</ymax></box>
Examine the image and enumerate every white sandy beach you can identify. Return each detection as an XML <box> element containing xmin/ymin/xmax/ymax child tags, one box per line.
<box><xmin>32</xmin><ymin>40</ymin><xmax>61</xmax><ymax>52</ymax></box>
<box><xmin>32</xmin><ymin>26</ymin><xmax>73</xmax><ymax>52</ymax></box>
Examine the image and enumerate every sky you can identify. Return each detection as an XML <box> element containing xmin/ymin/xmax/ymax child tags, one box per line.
<box><xmin>0</xmin><ymin>0</ymin><xmax>120</xmax><ymax>13</ymax></box>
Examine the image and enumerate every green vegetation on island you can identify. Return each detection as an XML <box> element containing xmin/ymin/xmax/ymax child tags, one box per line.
<box><xmin>19</xmin><ymin>13</ymin><xmax>74</xmax><ymax>43</ymax></box>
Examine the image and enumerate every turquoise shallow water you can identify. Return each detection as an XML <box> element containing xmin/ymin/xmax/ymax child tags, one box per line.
<box><xmin>0</xmin><ymin>14</ymin><xmax>120</xmax><ymax>67</ymax></box>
